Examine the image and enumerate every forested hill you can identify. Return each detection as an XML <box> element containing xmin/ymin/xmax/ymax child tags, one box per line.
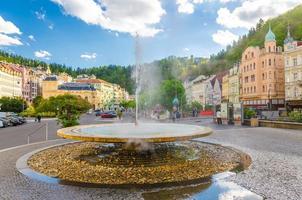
<box><xmin>210</xmin><ymin>5</ymin><xmax>302</xmax><ymax>70</ymax></box>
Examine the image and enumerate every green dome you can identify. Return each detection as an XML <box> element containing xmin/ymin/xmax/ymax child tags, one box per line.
<box><xmin>265</xmin><ymin>25</ymin><xmax>276</xmax><ymax>42</ymax></box>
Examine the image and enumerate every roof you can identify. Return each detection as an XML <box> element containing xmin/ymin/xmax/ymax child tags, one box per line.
<box><xmin>265</xmin><ymin>25</ymin><xmax>276</xmax><ymax>42</ymax></box>
<box><xmin>58</xmin><ymin>82</ymin><xmax>96</xmax><ymax>91</ymax></box>
<box><xmin>75</xmin><ymin>79</ymin><xmax>109</xmax><ymax>84</ymax></box>
<box><xmin>44</xmin><ymin>76</ymin><xmax>58</xmax><ymax>81</ymax></box>
<box><xmin>0</xmin><ymin>61</ymin><xmax>22</xmax><ymax>74</ymax></box>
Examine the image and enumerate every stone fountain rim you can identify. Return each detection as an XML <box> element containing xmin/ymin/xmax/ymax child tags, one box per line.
<box><xmin>57</xmin><ymin>123</ymin><xmax>213</xmax><ymax>143</ymax></box>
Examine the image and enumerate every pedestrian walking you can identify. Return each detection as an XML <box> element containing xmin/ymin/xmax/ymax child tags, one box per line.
<box><xmin>37</xmin><ymin>114</ymin><xmax>41</xmax><ymax>123</ymax></box>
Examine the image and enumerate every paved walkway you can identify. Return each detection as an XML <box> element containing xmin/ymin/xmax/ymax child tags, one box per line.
<box><xmin>0</xmin><ymin>119</ymin><xmax>301</xmax><ymax>199</ymax></box>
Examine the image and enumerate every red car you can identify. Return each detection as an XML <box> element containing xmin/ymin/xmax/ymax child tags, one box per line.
<box><xmin>100</xmin><ymin>111</ymin><xmax>117</xmax><ymax>118</ymax></box>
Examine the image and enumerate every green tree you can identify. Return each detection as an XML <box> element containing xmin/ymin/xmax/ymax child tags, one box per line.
<box><xmin>37</xmin><ymin>94</ymin><xmax>91</xmax><ymax>127</ymax></box>
<box><xmin>32</xmin><ymin>96</ymin><xmax>43</xmax><ymax>108</ymax></box>
<box><xmin>159</xmin><ymin>79</ymin><xmax>186</xmax><ymax>110</ymax></box>
<box><xmin>0</xmin><ymin>97</ymin><xmax>27</xmax><ymax>113</ymax></box>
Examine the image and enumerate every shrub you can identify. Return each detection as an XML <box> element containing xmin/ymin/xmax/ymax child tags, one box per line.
<box><xmin>244</xmin><ymin>108</ymin><xmax>256</xmax><ymax>119</ymax></box>
<box><xmin>288</xmin><ymin>111</ymin><xmax>302</xmax><ymax>123</ymax></box>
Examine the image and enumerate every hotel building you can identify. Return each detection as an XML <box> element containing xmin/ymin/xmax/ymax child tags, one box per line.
<box><xmin>240</xmin><ymin>26</ymin><xmax>285</xmax><ymax>110</ymax></box>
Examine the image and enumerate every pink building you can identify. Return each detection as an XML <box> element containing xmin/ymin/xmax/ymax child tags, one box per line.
<box><xmin>240</xmin><ymin>26</ymin><xmax>285</xmax><ymax>110</ymax></box>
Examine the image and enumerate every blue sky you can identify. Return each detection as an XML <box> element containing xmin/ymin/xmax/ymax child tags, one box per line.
<box><xmin>0</xmin><ymin>0</ymin><xmax>300</xmax><ymax>68</ymax></box>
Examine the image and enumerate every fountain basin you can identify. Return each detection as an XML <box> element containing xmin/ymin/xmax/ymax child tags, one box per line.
<box><xmin>57</xmin><ymin>123</ymin><xmax>212</xmax><ymax>143</ymax></box>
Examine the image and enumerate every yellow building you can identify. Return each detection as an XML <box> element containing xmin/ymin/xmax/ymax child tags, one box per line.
<box><xmin>221</xmin><ymin>74</ymin><xmax>229</xmax><ymax>102</ymax></box>
<box><xmin>283</xmin><ymin>27</ymin><xmax>302</xmax><ymax>110</ymax></box>
<box><xmin>0</xmin><ymin>61</ymin><xmax>22</xmax><ymax>98</ymax></box>
<box><xmin>228</xmin><ymin>64</ymin><xmax>240</xmax><ymax>104</ymax></box>
<box><xmin>42</xmin><ymin>76</ymin><xmax>102</xmax><ymax>109</ymax></box>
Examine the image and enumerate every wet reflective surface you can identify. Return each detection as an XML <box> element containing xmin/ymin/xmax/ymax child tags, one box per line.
<box><xmin>142</xmin><ymin>172</ymin><xmax>262</xmax><ymax>200</ymax></box>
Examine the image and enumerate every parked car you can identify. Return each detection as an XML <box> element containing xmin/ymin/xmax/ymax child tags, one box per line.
<box><xmin>0</xmin><ymin>117</ymin><xmax>10</xmax><ymax>127</ymax></box>
<box><xmin>7</xmin><ymin>113</ymin><xmax>26</xmax><ymax>124</ymax></box>
<box><xmin>100</xmin><ymin>111</ymin><xmax>117</xmax><ymax>118</ymax></box>
<box><xmin>7</xmin><ymin>116</ymin><xmax>20</xmax><ymax>126</ymax></box>
<box><xmin>95</xmin><ymin>110</ymin><xmax>102</xmax><ymax>116</ymax></box>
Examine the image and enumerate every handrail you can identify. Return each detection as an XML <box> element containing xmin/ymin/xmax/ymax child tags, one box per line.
<box><xmin>27</xmin><ymin>122</ymin><xmax>49</xmax><ymax>144</ymax></box>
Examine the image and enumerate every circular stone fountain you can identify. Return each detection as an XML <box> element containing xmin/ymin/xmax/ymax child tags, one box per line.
<box><xmin>25</xmin><ymin>123</ymin><xmax>251</xmax><ymax>186</ymax></box>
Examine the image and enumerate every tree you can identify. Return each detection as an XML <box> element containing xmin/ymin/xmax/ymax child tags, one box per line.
<box><xmin>32</xmin><ymin>96</ymin><xmax>43</xmax><ymax>108</ymax></box>
<box><xmin>0</xmin><ymin>97</ymin><xmax>27</xmax><ymax>113</ymax></box>
<box><xmin>159</xmin><ymin>79</ymin><xmax>186</xmax><ymax>110</ymax></box>
<box><xmin>37</xmin><ymin>94</ymin><xmax>91</xmax><ymax>127</ymax></box>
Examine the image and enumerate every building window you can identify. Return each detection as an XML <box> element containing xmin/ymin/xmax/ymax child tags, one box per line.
<box><xmin>262</xmin><ymin>73</ymin><xmax>265</xmax><ymax>80</ymax></box>
<box><xmin>294</xmin><ymin>73</ymin><xmax>298</xmax><ymax>80</ymax></box>
<box><xmin>251</xmin><ymin>75</ymin><xmax>255</xmax><ymax>82</ymax></box>
<box><xmin>274</xmin><ymin>71</ymin><xmax>276</xmax><ymax>79</ymax></box>
<box><xmin>269</xmin><ymin>59</ymin><xmax>271</xmax><ymax>66</ymax></box>
<box><xmin>244</xmin><ymin>66</ymin><xmax>246</xmax><ymax>72</ymax></box>
<box><xmin>269</xmin><ymin>71</ymin><xmax>272</xmax><ymax>79</ymax></box>
<box><xmin>254</xmin><ymin>86</ymin><xmax>256</xmax><ymax>93</ymax></box>
<box><xmin>269</xmin><ymin>46</ymin><xmax>271</xmax><ymax>52</ymax></box>
<box><xmin>250</xmin><ymin>64</ymin><xmax>252</xmax><ymax>70</ymax></box>
<box><xmin>253</xmin><ymin>63</ymin><xmax>256</xmax><ymax>69</ymax></box>
<box><xmin>293</xmin><ymin>58</ymin><xmax>297</xmax><ymax>66</ymax></box>
<box><xmin>245</xmin><ymin>76</ymin><xmax>249</xmax><ymax>83</ymax></box>
<box><xmin>252</xmin><ymin>52</ymin><xmax>254</xmax><ymax>57</ymax></box>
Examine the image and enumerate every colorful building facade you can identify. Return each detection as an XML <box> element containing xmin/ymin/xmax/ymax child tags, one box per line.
<box><xmin>0</xmin><ymin>62</ymin><xmax>22</xmax><ymax>98</ymax></box>
<box><xmin>228</xmin><ymin>64</ymin><xmax>240</xmax><ymax>104</ymax></box>
<box><xmin>240</xmin><ymin>26</ymin><xmax>285</xmax><ymax>110</ymax></box>
<box><xmin>284</xmin><ymin>27</ymin><xmax>302</xmax><ymax>111</ymax></box>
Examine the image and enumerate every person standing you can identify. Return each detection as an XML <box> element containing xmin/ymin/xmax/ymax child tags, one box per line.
<box><xmin>216</xmin><ymin>110</ymin><xmax>222</xmax><ymax>125</ymax></box>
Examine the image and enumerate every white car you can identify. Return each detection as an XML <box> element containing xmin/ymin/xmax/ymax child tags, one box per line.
<box><xmin>0</xmin><ymin>120</ymin><xmax>3</xmax><ymax>128</ymax></box>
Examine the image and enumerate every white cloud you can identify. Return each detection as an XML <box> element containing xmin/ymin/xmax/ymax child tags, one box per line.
<box><xmin>217</xmin><ymin>0</ymin><xmax>302</xmax><ymax>29</ymax></box>
<box><xmin>212</xmin><ymin>30</ymin><xmax>239</xmax><ymax>46</ymax></box>
<box><xmin>28</xmin><ymin>35</ymin><xmax>35</xmax><ymax>41</ymax></box>
<box><xmin>35</xmin><ymin>10</ymin><xmax>46</xmax><ymax>21</ymax></box>
<box><xmin>51</xmin><ymin>0</ymin><xmax>166</xmax><ymax>37</ymax></box>
<box><xmin>176</xmin><ymin>0</ymin><xmax>236</xmax><ymax>14</ymax></box>
<box><xmin>0</xmin><ymin>16</ymin><xmax>22</xmax><ymax>46</ymax></box>
<box><xmin>34</xmin><ymin>50</ymin><xmax>52</xmax><ymax>60</ymax></box>
<box><xmin>48</xmin><ymin>24</ymin><xmax>54</xmax><ymax>30</ymax></box>
<box><xmin>0</xmin><ymin>16</ymin><xmax>21</xmax><ymax>35</ymax></box>
<box><xmin>0</xmin><ymin>33</ymin><xmax>22</xmax><ymax>46</ymax></box>
<box><xmin>183</xmin><ymin>47</ymin><xmax>190</xmax><ymax>52</ymax></box>
<box><xmin>177</xmin><ymin>0</ymin><xmax>194</xmax><ymax>14</ymax></box>
<box><xmin>80</xmin><ymin>52</ymin><xmax>97</xmax><ymax>60</ymax></box>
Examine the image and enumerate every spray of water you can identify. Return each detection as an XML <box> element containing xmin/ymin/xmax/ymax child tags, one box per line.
<box><xmin>134</xmin><ymin>34</ymin><xmax>141</xmax><ymax>125</ymax></box>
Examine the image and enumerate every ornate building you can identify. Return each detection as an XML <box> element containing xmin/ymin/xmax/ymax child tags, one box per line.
<box><xmin>0</xmin><ymin>62</ymin><xmax>22</xmax><ymax>98</ymax></box>
<box><xmin>283</xmin><ymin>26</ymin><xmax>302</xmax><ymax>111</ymax></box>
<box><xmin>240</xmin><ymin>26</ymin><xmax>285</xmax><ymax>110</ymax></box>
